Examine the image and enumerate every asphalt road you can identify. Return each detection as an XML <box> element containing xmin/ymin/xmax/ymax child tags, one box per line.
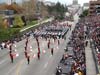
<box><xmin>0</xmin><ymin>29</ymin><xmax>69</xmax><ymax>75</ymax></box>
<box><xmin>0</xmin><ymin>18</ymin><xmax>77</xmax><ymax>75</ymax></box>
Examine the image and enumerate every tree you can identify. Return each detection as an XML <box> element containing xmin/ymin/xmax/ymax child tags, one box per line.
<box><xmin>22</xmin><ymin>0</ymin><xmax>37</xmax><ymax>21</ymax></box>
<box><xmin>13</xmin><ymin>16</ymin><xmax>24</xmax><ymax>28</ymax></box>
<box><xmin>47</xmin><ymin>2</ymin><xmax>68</xmax><ymax>20</ymax></box>
<box><xmin>0</xmin><ymin>28</ymin><xmax>20</xmax><ymax>42</ymax></box>
<box><xmin>40</xmin><ymin>2</ymin><xmax>49</xmax><ymax>18</ymax></box>
<box><xmin>79</xmin><ymin>9</ymin><xmax>88</xmax><ymax>18</ymax></box>
<box><xmin>21</xmin><ymin>16</ymin><xmax>26</xmax><ymax>26</ymax></box>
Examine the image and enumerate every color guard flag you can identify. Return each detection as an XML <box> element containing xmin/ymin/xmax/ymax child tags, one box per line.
<box><xmin>30</xmin><ymin>46</ymin><xmax>32</xmax><ymax>49</ymax></box>
<box><xmin>43</xmin><ymin>50</ymin><xmax>46</xmax><ymax>53</ymax></box>
<box><xmin>30</xmin><ymin>49</ymin><xmax>33</xmax><ymax>52</ymax></box>
<box><xmin>33</xmin><ymin>54</ymin><xmax>36</xmax><ymax>58</ymax></box>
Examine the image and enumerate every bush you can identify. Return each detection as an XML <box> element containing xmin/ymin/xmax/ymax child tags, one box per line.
<box><xmin>13</xmin><ymin>16</ymin><xmax>24</xmax><ymax>28</ymax></box>
<box><xmin>0</xmin><ymin>28</ymin><xmax>20</xmax><ymax>42</ymax></box>
<box><xmin>79</xmin><ymin>9</ymin><xmax>88</xmax><ymax>18</ymax></box>
<box><xmin>12</xmin><ymin>25</ymin><xmax>21</xmax><ymax>28</ymax></box>
<box><xmin>55</xmin><ymin>15</ymin><xmax>64</xmax><ymax>20</ymax></box>
<box><xmin>28</xmin><ymin>20</ymin><xmax>38</xmax><ymax>25</ymax></box>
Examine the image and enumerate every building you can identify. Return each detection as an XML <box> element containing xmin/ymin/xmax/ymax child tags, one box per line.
<box><xmin>0</xmin><ymin>3</ymin><xmax>24</xmax><ymax>27</ymax></box>
<box><xmin>67</xmin><ymin>0</ymin><xmax>80</xmax><ymax>15</ymax></box>
<box><xmin>44</xmin><ymin>1</ymin><xmax>55</xmax><ymax>6</ymax></box>
<box><xmin>6</xmin><ymin>0</ymin><xmax>16</xmax><ymax>5</ymax></box>
<box><xmin>22</xmin><ymin>0</ymin><xmax>37</xmax><ymax>19</ymax></box>
<box><xmin>73</xmin><ymin>0</ymin><xmax>78</xmax><ymax>5</ymax></box>
<box><xmin>83</xmin><ymin>3</ymin><xmax>89</xmax><ymax>10</ymax></box>
<box><xmin>89</xmin><ymin>0</ymin><xmax>100</xmax><ymax>15</ymax></box>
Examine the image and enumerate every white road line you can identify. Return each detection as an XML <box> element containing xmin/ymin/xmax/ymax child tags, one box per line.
<box><xmin>49</xmin><ymin>55</ymin><xmax>52</xmax><ymax>58</ymax></box>
<box><xmin>44</xmin><ymin>55</ymin><xmax>52</xmax><ymax>68</ymax></box>
<box><xmin>56</xmin><ymin>46</ymin><xmax>59</xmax><ymax>49</ymax></box>
<box><xmin>0</xmin><ymin>59</ymin><xmax>7</xmax><ymax>65</ymax></box>
<box><xmin>44</xmin><ymin>62</ymin><xmax>48</xmax><ymax>68</ymax></box>
<box><xmin>7</xmin><ymin>64</ymin><xmax>17</xmax><ymax>75</ymax></box>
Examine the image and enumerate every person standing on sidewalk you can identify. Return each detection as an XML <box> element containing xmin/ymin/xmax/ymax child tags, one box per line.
<box><xmin>69</xmin><ymin>24</ymin><xmax>72</xmax><ymax>30</ymax></box>
<box><xmin>85</xmin><ymin>40</ymin><xmax>88</xmax><ymax>47</ymax></box>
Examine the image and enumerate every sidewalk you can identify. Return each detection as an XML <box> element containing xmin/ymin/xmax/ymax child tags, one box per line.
<box><xmin>85</xmin><ymin>40</ymin><xmax>96</xmax><ymax>75</ymax></box>
<box><xmin>20</xmin><ymin>17</ymin><xmax>54</xmax><ymax>32</ymax></box>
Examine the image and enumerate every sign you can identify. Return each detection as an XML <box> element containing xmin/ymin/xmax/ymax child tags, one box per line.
<box><xmin>4</xmin><ymin>10</ymin><xmax>14</xmax><ymax>15</ymax></box>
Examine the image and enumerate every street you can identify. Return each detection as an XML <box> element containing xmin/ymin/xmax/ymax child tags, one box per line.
<box><xmin>0</xmin><ymin>19</ymin><xmax>77</xmax><ymax>75</ymax></box>
<box><xmin>0</xmin><ymin>0</ymin><xmax>99</xmax><ymax>74</ymax></box>
<box><xmin>0</xmin><ymin>10</ymin><xmax>80</xmax><ymax>75</ymax></box>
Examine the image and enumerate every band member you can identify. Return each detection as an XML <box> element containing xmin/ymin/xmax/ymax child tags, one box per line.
<box><xmin>24</xmin><ymin>51</ymin><xmax>28</xmax><ymax>58</ymax></box>
<box><xmin>25</xmin><ymin>38</ymin><xmax>29</xmax><ymax>46</ymax></box>
<box><xmin>51</xmin><ymin>48</ymin><xmax>54</xmax><ymax>55</ymax></box>
<box><xmin>38</xmin><ymin>47</ymin><xmax>40</xmax><ymax>53</ymax></box>
<box><xmin>25</xmin><ymin>41</ymin><xmax>28</xmax><ymax>47</ymax></box>
<box><xmin>48</xmin><ymin>42</ymin><xmax>50</xmax><ymax>49</ymax></box>
<box><xmin>37</xmin><ymin>41</ymin><xmax>40</xmax><ymax>47</ymax></box>
<box><xmin>9</xmin><ymin>44</ymin><xmax>12</xmax><ymax>51</ymax></box>
<box><xmin>27</xmin><ymin>56</ymin><xmax>30</xmax><ymax>64</ymax></box>
<box><xmin>25</xmin><ymin>46</ymin><xmax>27</xmax><ymax>51</ymax></box>
<box><xmin>36</xmin><ymin>37</ymin><xmax>38</xmax><ymax>43</ymax></box>
<box><xmin>47</xmin><ymin>40</ymin><xmax>50</xmax><ymax>49</ymax></box>
<box><xmin>85</xmin><ymin>40</ymin><xmax>88</xmax><ymax>47</ymax></box>
<box><xmin>37</xmin><ymin>52</ymin><xmax>40</xmax><ymax>60</ymax></box>
<box><xmin>58</xmin><ymin>39</ymin><xmax>60</xmax><ymax>45</ymax></box>
<box><xmin>9</xmin><ymin>51</ymin><xmax>13</xmax><ymax>63</ymax></box>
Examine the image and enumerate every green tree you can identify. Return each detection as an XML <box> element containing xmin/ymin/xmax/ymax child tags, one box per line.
<box><xmin>79</xmin><ymin>9</ymin><xmax>88</xmax><ymax>18</ymax></box>
<box><xmin>47</xmin><ymin>2</ymin><xmax>68</xmax><ymax>20</ymax></box>
<box><xmin>13</xmin><ymin>16</ymin><xmax>24</xmax><ymax>28</ymax></box>
<box><xmin>0</xmin><ymin>28</ymin><xmax>20</xmax><ymax>42</ymax></box>
<box><xmin>40</xmin><ymin>2</ymin><xmax>49</xmax><ymax>18</ymax></box>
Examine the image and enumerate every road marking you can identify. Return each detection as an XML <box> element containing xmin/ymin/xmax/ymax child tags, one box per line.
<box><xmin>7</xmin><ymin>63</ymin><xmax>18</xmax><ymax>75</ymax></box>
<box><xmin>44</xmin><ymin>55</ymin><xmax>52</xmax><ymax>69</ymax></box>
<box><xmin>56</xmin><ymin>46</ymin><xmax>59</xmax><ymax>49</ymax></box>
<box><xmin>33</xmin><ymin>54</ymin><xmax>37</xmax><ymax>58</ymax></box>
<box><xmin>0</xmin><ymin>59</ymin><xmax>7</xmax><ymax>65</ymax></box>
<box><xmin>44</xmin><ymin>62</ymin><xmax>48</xmax><ymax>68</ymax></box>
<box><xmin>49</xmin><ymin>55</ymin><xmax>52</xmax><ymax>58</ymax></box>
<box><xmin>16</xmin><ymin>60</ymin><xmax>25</xmax><ymax>75</ymax></box>
<box><xmin>7</xmin><ymin>59</ymin><xmax>20</xmax><ymax>75</ymax></box>
<box><xmin>43</xmin><ymin>50</ymin><xmax>46</xmax><ymax>54</ymax></box>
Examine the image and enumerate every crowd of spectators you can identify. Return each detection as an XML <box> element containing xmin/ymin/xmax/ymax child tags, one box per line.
<box><xmin>56</xmin><ymin>20</ymin><xmax>86</xmax><ymax>75</ymax></box>
<box><xmin>84</xmin><ymin>15</ymin><xmax>100</xmax><ymax>74</ymax></box>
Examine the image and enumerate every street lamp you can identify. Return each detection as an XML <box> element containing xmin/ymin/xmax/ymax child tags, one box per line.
<box><xmin>10</xmin><ymin>0</ymin><xmax>15</xmax><ymax>4</ymax></box>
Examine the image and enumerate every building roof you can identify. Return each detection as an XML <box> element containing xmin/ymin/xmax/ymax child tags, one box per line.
<box><xmin>44</xmin><ymin>1</ymin><xmax>55</xmax><ymax>6</ymax></box>
<box><xmin>90</xmin><ymin>0</ymin><xmax>100</xmax><ymax>4</ymax></box>
<box><xmin>0</xmin><ymin>3</ymin><xmax>24</xmax><ymax>14</ymax></box>
<box><xmin>83</xmin><ymin>3</ymin><xmax>89</xmax><ymax>7</ymax></box>
<box><xmin>73</xmin><ymin>0</ymin><xmax>78</xmax><ymax>5</ymax></box>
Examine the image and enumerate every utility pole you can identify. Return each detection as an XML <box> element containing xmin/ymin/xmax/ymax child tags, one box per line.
<box><xmin>11</xmin><ymin>0</ymin><xmax>13</xmax><ymax>3</ymax></box>
<box><xmin>37</xmin><ymin>0</ymin><xmax>44</xmax><ymax>20</ymax></box>
<box><xmin>9</xmin><ymin>0</ymin><xmax>16</xmax><ymax>4</ymax></box>
<box><xmin>11</xmin><ymin>0</ymin><xmax>14</xmax><ymax>4</ymax></box>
